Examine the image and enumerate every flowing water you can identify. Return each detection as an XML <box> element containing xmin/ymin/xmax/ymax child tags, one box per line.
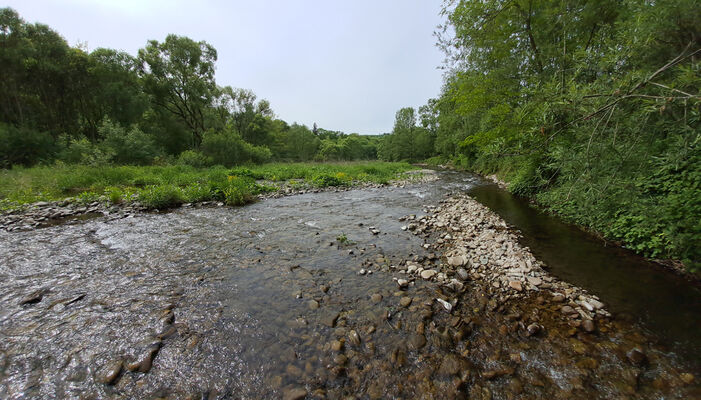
<box><xmin>0</xmin><ymin>171</ymin><xmax>698</xmax><ymax>399</ymax></box>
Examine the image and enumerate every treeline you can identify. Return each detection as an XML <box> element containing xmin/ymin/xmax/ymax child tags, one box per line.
<box><xmin>0</xmin><ymin>8</ymin><xmax>380</xmax><ymax>168</ymax></box>
<box><xmin>380</xmin><ymin>0</ymin><xmax>700</xmax><ymax>269</ymax></box>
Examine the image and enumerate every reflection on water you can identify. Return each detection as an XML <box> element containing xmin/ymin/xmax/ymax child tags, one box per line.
<box><xmin>466</xmin><ymin>179</ymin><xmax>701</xmax><ymax>367</ymax></box>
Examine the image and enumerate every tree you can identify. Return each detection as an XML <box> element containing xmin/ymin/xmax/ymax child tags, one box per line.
<box><xmin>138</xmin><ymin>34</ymin><xmax>217</xmax><ymax>148</ymax></box>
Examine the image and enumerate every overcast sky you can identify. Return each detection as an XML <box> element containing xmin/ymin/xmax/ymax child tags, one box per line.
<box><xmin>5</xmin><ymin>0</ymin><xmax>446</xmax><ymax>134</ymax></box>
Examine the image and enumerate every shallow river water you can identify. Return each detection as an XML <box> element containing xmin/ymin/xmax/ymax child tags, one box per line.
<box><xmin>0</xmin><ymin>172</ymin><xmax>698</xmax><ymax>399</ymax></box>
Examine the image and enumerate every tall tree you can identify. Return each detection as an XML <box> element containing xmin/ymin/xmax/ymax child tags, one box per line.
<box><xmin>138</xmin><ymin>34</ymin><xmax>217</xmax><ymax>147</ymax></box>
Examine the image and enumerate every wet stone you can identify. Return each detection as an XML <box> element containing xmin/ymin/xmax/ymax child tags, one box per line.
<box><xmin>407</xmin><ymin>334</ymin><xmax>426</xmax><ymax>350</ymax></box>
<box><xmin>626</xmin><ymin>348</ymin><xmax>648</xmax><ymax>367</ymax></box>
<box><xmin>456</xmin><ymin>268</ymin><xmax>469</xmax><ymax>281</ymax></box>
<box><xmin>19</xmin><ymin>289</ymin><xmax>47</xmax><ymax>305</ymax></box>
<box><xmin>321</xmin><ymin>311</ymin><xmax>340</xmax><ymax>327</ymax></box>
<box><xmin>331</xmin><ymin>340</ymin><xmax>344</xmax><ymax>352</ymax></box>
<box><xmin>283</xmin><ymin>387</ymin><xmax>308</xmax><ymax>400</ymax></box>
<box><xmin>348</xmin><ymin>330</ymin><xmax>361</xmax><ymax>346</ymax></box>
<box><xmin>582</xmin><ymin>319</ymin><xmax>596</xmax><ymax>333</ymax></box>
<box><xmin>420</xmin><ymin>269</ymin><xmax>437</xmax><ymax>280</ymax></box>
<box><xmin>96</xmin><ymin>360</ymin><xmax>123</xmax><ymax>385</ymax></box>
<box><xmin>126</xmin><ymin>343</ymin><xmax>161</xmax><ymax>373</ymax></box>
<box><xmin>438</xmin><ymin>354</ymin><xmax>468</xmax><ymax>376</ymax></box>
<box><xmin>308</xmin><ymin>300</ymin><xmax>320</xmax><ymax>310</ymax></box>
<box><xmin>680</xmin><ymin>373</ymin><xmax>695</xmax><ymax>385</ymax></box>
<box><xmin>371</xmin><ymin>293</ymin><xmax>383</xmax><ymax>303</ymax></box>
<box><xmin>552</xmin><ymin>293</ymin><xmax>566</xmax><ymax>302</ymax></box>
<box><xmin>286</xmin><ymin>364</ymin><xmax>303</xmax><ymax>377</ymax></box>
<box><xmin>508</xmin><ymin>281</ymin><xmax>523</xmax><ymax>292</ymax></box>
<box><xmin>400</xmin><ymin>296</ymin><xmax>412</xmax><ymax>307</ymax></box>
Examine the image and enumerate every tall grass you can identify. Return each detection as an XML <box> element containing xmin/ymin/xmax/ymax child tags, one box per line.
<box><xmin>0</xmin><ymin>162</ymin><xmax>416</xmax><ymax>210</ymax></box>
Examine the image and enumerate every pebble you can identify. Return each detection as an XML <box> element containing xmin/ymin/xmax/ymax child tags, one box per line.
<box><xmin>348</xmin><ymin>330</ymin><xmax>361</xmax><ymax>346</ymax></box>
<box><xmin>508</xmin><ymin>281</ymin><xmax>523</xmax><ymax>291</ymax></box>
<box><xmin>399</xmin><ymin>296</ymin><xmax>412</xmax><ymax>307</ymax></box>
<box><xmin>526</xmin><ymin>323</ymin><xmax>541</xmax><ymax>337</ymax></box>
<box><xmin>561</xmin><ymin>305</ymin><xmax>576</xmax><ymax>315</ymax></box>
<box><xmin>370</xmin><ymin>293</ymin><xmax>383</xmax><ymax>303</ymax></box>
<box><xmin>456</xmin><ymin>268</ymin><xmax>469</xmax><ymax>281</ymax></box>
<box><xmin>626</xmin><ymin>347</ymin><xmax>648</xmax><ymax>366</ymax></box>
<box><xmin>19</xmin><ymin>289</ymin><xmax>46</xmax><ymax>305</ymax></box>
<box><xmin>680</xmin><ymin>372</ymin><xmax>695</xmax><ymax>385</ymax></box>
<box><xmin>308</xmin><ymin>300</ymin><xmax>320</xmax><ymax>310</ymax></box>
<box><xmin>96</xmin><ymin>360</ymin><xmax>123</xmax><ymax>385</ymax></box>
<box><xmin>126</xmin><ymin>343</ymin><xmax>161</xmax><ymax>373</ymax></box>
<box><xmin>396</xmin><ymin>279</ymin><xmax>409</xmax><ymax>289</ymax></box>
<box><xmin>321</xmin><ymin>312</ymin><xmax>340</xmax><ymax>327</ymax></box>
<box><xmin>283</xmin><ymin>387</ymin><xmax>308</xmax><ymax>400</ymax></box>
<box><xmin>331</xmin><ymin>340</ymin><xmax>343</xmax><ymax>352</ymax></box>
<box><xmin>552</xmin><ymin>294</ymin><xmax>566</xmax><ymax>302</ymax></box>
<box><xmin>420</xmin><ymin>269</ymin><xmax>437</xmax><ymax>279</ymax></box>
<box><xmin>582</xmin><ymin>319</ymin><xmax>596</xmax><ymax>333</ymax></box>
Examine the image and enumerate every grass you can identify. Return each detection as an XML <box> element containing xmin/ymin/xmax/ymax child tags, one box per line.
<box><xmin>0</xmin><ymin>161</ymin><xmax>417</xmax><ymax>210</ymax></box>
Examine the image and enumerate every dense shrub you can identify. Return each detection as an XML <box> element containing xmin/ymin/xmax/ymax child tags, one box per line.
<box><xmin>177</xmin><ymin>150</ymin><xmax>213</xmax><ymax>167</ymax></box>
<box><xmin>0</xmin><ymin>124</ymin><xmax>55</xmax><ymax>167</ymax></box>
<box><xmin>201</xmin><ymin>128</ymin><xmax>272</xmax><ymax>167</ymax></box>
<box><xmin>138</xmin><ymin>184</ymin><xmax>184</xmax><ymax>208</ymax></box>
<box><xmin>98</xmin><ymin>120</ymin><xmax>162</xmax><ymax>165</ymax></box>
<box><xmin>57</xmin><ymin>137</ymin><xmax>113</xmax><ymax>165</ymax></box>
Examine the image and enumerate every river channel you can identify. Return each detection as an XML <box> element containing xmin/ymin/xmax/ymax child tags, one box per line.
<box><xmin>0</xmin><ymin>171</ymin><xmax>698</xmax><ymax>399</ymax></box>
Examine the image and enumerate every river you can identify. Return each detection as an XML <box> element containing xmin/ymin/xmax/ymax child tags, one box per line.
<box><xmin>0</xmin><ymin>171</ymin><xmax>698</xmax><ymax>399</ymax></box>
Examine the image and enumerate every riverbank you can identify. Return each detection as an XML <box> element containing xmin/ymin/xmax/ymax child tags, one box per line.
<box><xmin>431</xmin><ymin>161</ymin><xmax>699</xmax><ymax>278</ymax></box>
<box><xmin>0</xmin><ymin>162</ymin><xmax>418</xmax><ymax>211</ymax></box>
<box><xmin>0</xmin><ymin>164</ymin><xmax>436</xmax><ymax>231</ymax></box>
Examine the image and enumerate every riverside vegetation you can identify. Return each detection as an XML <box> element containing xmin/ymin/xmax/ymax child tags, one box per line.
<box><xmin>3</xmin><ymin>2</ymin><xmax>698</xmax><ymax>271</ymax></box>
<box><xmin>377</xmin><ymin>0</ymin><xmax>700</xmax><ymax>272</ymax></box>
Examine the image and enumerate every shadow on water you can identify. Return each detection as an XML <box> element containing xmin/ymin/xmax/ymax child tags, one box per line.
<box><xmin>463</xmin><ymin>178</ymin><xmax>701</xmax><ymax>366</ymax></box>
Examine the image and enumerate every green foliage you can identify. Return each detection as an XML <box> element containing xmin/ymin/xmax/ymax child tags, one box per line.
<box><xmin>422</xmin><ymin>0</ymin><xmax>701</xmax><ymax>269</ymax></box>
<box><xmin>0</xmin><ymin>162</ymin><xmax>416</xmax><ymax>211</ymax></box>
<box><xmin>105</xmin><ymin>186</ymin><xmax>124</xmax><ymax>204</ymax></box>
<box><xmin>177</xmin><ymin>150</ymin><xmax>213</xmax><ymax>167</ymax></box>
<box><xmin>378</xmin><ymin>107</ymin><xmax>435</xmax><ymax>162</ymax></box>
<box><xmin>201</xmin><ymin>128</ymin><xmax>272</xmax><ymax>166</ymax></box>
<box><xmin>98</xmin><ymin>119</ymin><xmax>161</xmax><ymax>165</ymax></box>
<box><xmin>336</xmin><ymin>233</ymin><xmax>354</xmax><ymax>245</ymax></box>
<box><xmin>57</xmin><ymin>137</ymin><xmax>111</xmax><ymax>165</ymax></box>
<box><xmin>138</xmin><ymin>34</ymin><xmax>217</xmax><ymax>147</ymax></box>
<box><xmin>138</xmin><ymin>184</ymin><xmax>184</xmax><ymax>209</ymax></box>
<box><xmin>0</xmin><ymin>123</ymin><xmax>55</xmax><ymax>167</ymax></box>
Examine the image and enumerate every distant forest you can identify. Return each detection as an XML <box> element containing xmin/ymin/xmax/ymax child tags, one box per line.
<box><xmin>0</xmin><ymin>7</ymin><xmax>381</xmax><ymax>167</ymax></box>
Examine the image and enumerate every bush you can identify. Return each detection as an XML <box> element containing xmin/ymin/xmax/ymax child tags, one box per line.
<box><xmin>311</xmin><ymin>174</ymin><xmax>343</xmax><ymax>187</ymax></box>
<box><xmin>57</xmin><ymin>137</ymin><xmax>113</xmax><ymax>165</ymax></box>
<box><xmin>138</xmin><ymin>184</ymin><xmax>184</xmax><ymax>209</ymax></box>
<box><xmin>220</xmin><ymin>176</ymin><xmax>255</xmax><ymax>206</ymax></box>
<box><xmin>0</xmin><ymin>123</ymin><xmax>55</xmax><ymax>167</ymax></box>
<box><xmin>201</xmin><ymin>128</ymin><xmax>272</xmax><ymax>167</ymax></box>
<box><xmin>98</xmin><ymin>119</ymin><xmax>162</xmax><ymax>165</ymax></box>
<box><xmin>177</xmin><ymin>150</ymin><xmax>213</xmax><ymax>167</ymax></box>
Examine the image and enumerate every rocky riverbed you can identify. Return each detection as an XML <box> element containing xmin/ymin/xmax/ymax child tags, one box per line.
<box><xmin>0</xmin><ymin>172</ymin><xmax>698</xmax><ymax>399</ymax></box>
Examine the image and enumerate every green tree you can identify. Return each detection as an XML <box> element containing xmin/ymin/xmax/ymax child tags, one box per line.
<box><xmin>138</xmin><ymin>34</ymin><xmax>217</xmax><ymax>148</ymax></box>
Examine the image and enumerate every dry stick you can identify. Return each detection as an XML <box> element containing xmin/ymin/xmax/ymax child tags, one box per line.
<box><xmin>547</xmin><ymin>45</ymin><xmax>701</xmax><ymax>143</ymax></box>
<box><xmin>568</xmin><ymin>104</ymin><xmax>617</xmax><ymax>201</ymax></box>
<box><xmin>648</xmin><ymin>81</ymin><xmax>696</xmax><ymax>98</ymax></box>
